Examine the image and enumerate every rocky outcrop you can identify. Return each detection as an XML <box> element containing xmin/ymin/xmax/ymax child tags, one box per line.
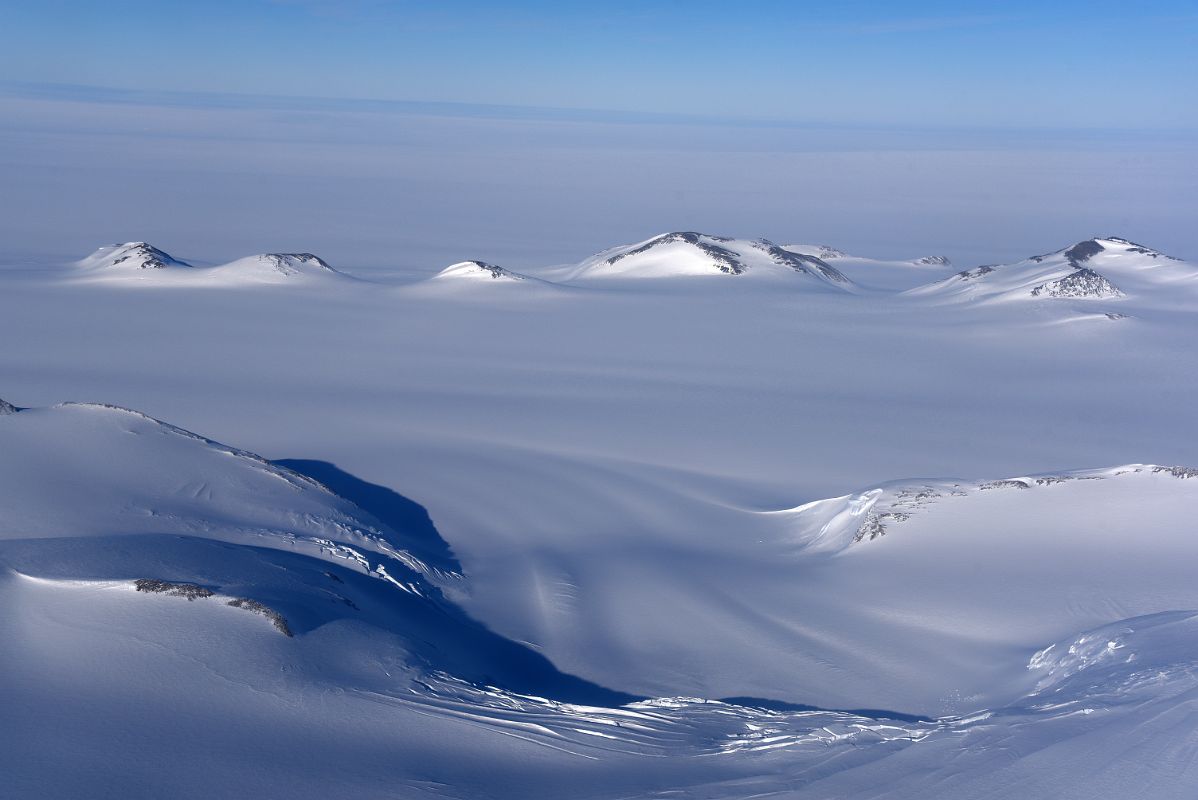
<box><xmin>1031</xmin><ymin>268</ymin><xmax>1123</xmax><ymax>298</ymax></box>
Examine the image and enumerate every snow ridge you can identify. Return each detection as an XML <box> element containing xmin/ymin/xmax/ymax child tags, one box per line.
<box><xmin>748</xmin><ymin>239</ymin><xmax>849</xmax><ymax>282</ymax></box>
<box><xmin>847</xmin><ymin>464</ymin><xmax>1198</xmax><ymax>546</ymax></box>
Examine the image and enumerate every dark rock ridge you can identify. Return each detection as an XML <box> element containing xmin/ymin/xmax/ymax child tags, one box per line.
<box><xmin>1062</xmin><ymin>240</ymin><xmax>1105</xmax><ymax>266</ymax></box>
<box><xmin>1152</xmin><ymin>465</ymin><xmax>1198</xmax><ymax>479</ymax></box>
<box><xmin>916</xmin><ymin>256</ymin><xmax>951</xmax><ymax>266</ymax></box>
<box><xmin>106</xmin><ymin>242</ymin><xmax>191</xmax><ymax>270</ymax></box>
<box><xmin>955</xmin><ymin>265</ymin><xmax>996</xmax><ymax>280</ymax></box>
<box><xmin>133</xmin><ymin>579</ymin><xmax>293</xmax><ymax>635</ymax></box>
<box><xmin>226</xmin><ymin>597</ymin><xmax>294</xmax><ymax>637</ymax></box>
<box><xmin>853</xmin><ymin>485</ymin><xmax>955</xmax><ymax>544</ymax></box>
<box><xmin>0</xmin><ymin>397</ymin><xmax>18</xmax><ymax>415</ymax></box>
<box><xmin>134</xmin><ymin>578</ymin><xmax>214</xmax><ymax>601</ymax></box>
<box><xmin>1030</xmin><ymin>239</ymin><xmax>1105</xmax><ymax>265</ymax></box>
<box><xmin>1031</xmin><ymin>268</ymin><xmax>1123</xmax><ymax>299</ymax></box>
<box><xmin>606</xmin><ymin>232</ymin><xmax>745</xmax><ymax>275</ymax></box>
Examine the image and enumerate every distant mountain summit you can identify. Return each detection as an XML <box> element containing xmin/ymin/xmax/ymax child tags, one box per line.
<box><xmin>1033</xmin><ymin>237</ymin><xmax>1179</xmax><ymax>266</ymax></box>
<box><xmin>213</xmin><ymin>253</ymin><xmax>347</xmax><ymax>282</ymax></box>
<box><xmin>572</xmin><ymin>231</ymin><xmax>851</xmax><ymax>286</ymax></box>
<box><xmin>810</xmin><ymin>245</ymin><xmax>847</xmax><ymax>260</ymax></box>
<box><xmin>78</xmin><ymin>242</ymin><xmax>192</xmax><ymax>272</ymax></box>
<box><xmin>253</xmin><ymin>253</ymin><xmax>336</xmax><ymax>275</ymax></box>
<box><xmin>907</xmin><ymin>236</ymin><xmax>1195</xmax><ymax>307</ymax></box>
<box><xmin>72</xmin><ymin>244</ymin><xmax>350</xmax><ymax>285</ymax></box>
<box><xmin>432</xmin><ymin>261</ymin><xmax>529</xmax><ymax>282</ymax></box>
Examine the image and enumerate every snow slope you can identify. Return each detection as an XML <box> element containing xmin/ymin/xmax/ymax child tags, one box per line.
<box><xmin>431</xmin><ymin>455</ymin><xmax>1198</xmax><ymax>714</ymax></box>
<box><xmin>3</xmin><ymin>397</ymin><xmax>1197</xmax><ymax>798</ymax></box>
<box><xmin>4</xmin><ymin>230</ymin><xmax>1198</xmax><ymax>797</ymax></box>
<box><xmin>0</xmin><ymin>400</ymin><xmax>635</xmax><ymax>700</ymax></box>
<box><xmin>0</xmin><ymin>401</ymin><xmax>442</xmax><ymax>581</ymax></box>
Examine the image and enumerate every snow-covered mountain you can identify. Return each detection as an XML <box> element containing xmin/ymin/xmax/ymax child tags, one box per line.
<box><xmin>209</xmin><ymin>252</ymin><xmax>350</xmax><ymax>283</ymax></box>
<box><xmin>72</xmin><ymin>243</ymin><xmax>351</xmax><ymax>285</ymax></box>
<box><xmin>77</xmin><ymin>241</ymin><xmax>193</xmax><ymax>273</ymax></box>
<box><xmin>431</xmin><ymin>260</ymin><xmax>532</xmax><ymax>282</ymax></box>
<box><xmin>907</xmin><ymin>237</ymin><xmax>1198</xmax><ymax>308</ymax></box>
<box><xmin>570</xmin><ymin>231</ymin><xmax>852</xmax><ymax>286</ymax></box>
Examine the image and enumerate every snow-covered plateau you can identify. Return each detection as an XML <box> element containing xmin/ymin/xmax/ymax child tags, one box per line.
<box><xmin>2</xmin><ymin>232</ymin><xmax>1197</xmax><ymax>798</ymax></box>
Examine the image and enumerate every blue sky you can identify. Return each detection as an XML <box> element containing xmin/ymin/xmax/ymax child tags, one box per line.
<box><xmin>0</xmin><ymin>2</ymin><xmax>1196</xmax><ymax>268</ymax></box>
<box><xmin>3</xmin><ymin>0</ymin><xmax>1196</xmax><ymax>127</ymax></box>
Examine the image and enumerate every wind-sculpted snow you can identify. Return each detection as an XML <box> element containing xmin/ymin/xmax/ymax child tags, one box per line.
<box><xmin>0</xmin><ymin>400</ymin><xmax>453</xmax><ymax>585</ymax></box>
<box><xmin>2</xmin><ymin>564</ymin><xmax>1195</xmax><ymax>798</ymax></box>
<box><xmin>434</xmin><ymin>454</ymin><xmax>1198</xmax><ymax>715</ymax></box>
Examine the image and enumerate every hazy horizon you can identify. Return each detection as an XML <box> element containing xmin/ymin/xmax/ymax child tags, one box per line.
<box><xmin>2</xmin><ymin>1</ymin><xmax>1196</xmax><ymax>270</ymax></box>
